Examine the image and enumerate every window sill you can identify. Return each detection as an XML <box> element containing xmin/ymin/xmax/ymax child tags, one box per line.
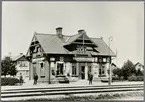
<box><xmin>56</xmin><ymin>75</ymin><xmax>65</xmax><ymax>77</ymax></box>
<box><xmin>98</xmin><ymin>74</ymin><xmax>106</xmax><ymax>77</ymax></box>
<box><xmin>40</xmin><ymin>76</ymin><xmax>45</xmax><ymax>78</ymax></box>
<box><xmin>71</xmin><ymin>75</ymin><xmax>78</xmax><ymax>77</ymax></box>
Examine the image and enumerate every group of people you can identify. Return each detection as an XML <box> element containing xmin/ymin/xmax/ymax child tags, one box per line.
<box><xmin>19</xmin><ymin>73</ymin><xmax>38</xmax><ymax>85</ymax></box>
<box><xmin>19</xmin><ymin>72</ymin><xmax>93</xmax><ymax>85</ymax></box>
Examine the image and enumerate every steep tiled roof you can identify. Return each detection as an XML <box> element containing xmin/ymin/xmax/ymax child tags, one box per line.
<box><xmin>35</xmin><ymin>33</ymin><xmax>70</xmax><ymax>54</ymax></box>
<box><xmin>64</xmin><ymin>33</ymin><xmax>82</xmax><ymax>45</ymax></box>
<box><xmin>11</xmin><ymin>54</ymin><xmax>26</xmax><ymax>61</ymax></box>
<box><xmin>134</xmin><ymin>62</ymin><xmax>144</xmax><ymax>67</ymax></box>
<box><xmin>34</xmin><ymin>33</ymin><xmax>116</xmax><ymax>56</ymax></box>
<box><xmin>91</xmin><ymin>38</ymin><xmax>115</xmax><ymax>56</ymax></box>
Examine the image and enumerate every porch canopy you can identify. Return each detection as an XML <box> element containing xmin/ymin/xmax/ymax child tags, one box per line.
<box><xmin>73</xmin><ymin>57</ymin><xmax>95</xmax><ymax>62</ymax></box>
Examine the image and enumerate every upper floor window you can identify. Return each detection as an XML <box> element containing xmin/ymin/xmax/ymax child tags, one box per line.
<box><xmin>19</xmin><ymin>62</ymin><xmax>27</xmax><ymax>67</ymax></box>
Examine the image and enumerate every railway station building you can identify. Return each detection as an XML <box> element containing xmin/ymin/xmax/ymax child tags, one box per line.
<box><xmin>26</xmin><ymin>27</ymin><xmax>116</xmax><ymax>83</ymax></box>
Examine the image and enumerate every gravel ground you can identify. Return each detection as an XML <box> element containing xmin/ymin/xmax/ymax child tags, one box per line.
<box><xmin>2</xmin><ymin>90</ymin><xmax>143</xmax><ymax>101</ymax></box>
<box><xmin>1</xmin><ymin>80</ymin><xmax>144</xmax><ymax>90</ymax></box>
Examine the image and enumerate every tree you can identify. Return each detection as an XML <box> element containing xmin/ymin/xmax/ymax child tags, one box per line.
<box><xmin>121</xmin><ymin>60</ymin><xmax>136</xmax><ymax>80</ymax></box>
<box><xmin>1</xmin><ymin>57</ymin><xmax>11</xmax><ymax>77</ymax></box>
<box><xmin>8</xmin><ymin>64</ymin><xmax>18</xmax><ymax>77</ymax></box>
<box><xmin>1</xmin><ymin>56</ymin><xmax>17</xmax><ymax>77</ymax></box>
<box><xmin>112</xmin><ymin>68</ymin><xmax>123</xmax><ymax>79</ymax></box>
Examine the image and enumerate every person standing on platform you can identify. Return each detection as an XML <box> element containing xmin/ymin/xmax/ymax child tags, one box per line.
<box><xmin>19</xmin><ymin>73</ymin><xmax>23</xmax><ymax>85</ymax></box>
<box><xmin>33</xmin><ymin>73</ymin><xmax>38</xmax><ymax>85</ymax></box>
<box><xmin>89</xmin><ymin>72</ymin><xmax>93</xmax><ymax>85</ymax></box>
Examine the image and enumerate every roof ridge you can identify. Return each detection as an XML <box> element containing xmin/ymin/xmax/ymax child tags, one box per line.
<box><xmin>36</xmin><ymin>33</ymin><xmax>57</xmax><ymax>36</ymax></box>
<box><xmin>36</xmin><ymin>33</ymin><xmax>72</xmax><ymax>37</ymax></box>
<box><xmin>70</xmin><ymin>33</ymin><xmax>80</xmax><ymax>37</ymax></box>
<box><xmin>90</xmin><ymin>37</ymin><xmax>102</xmax><ymax>39</ymax></box>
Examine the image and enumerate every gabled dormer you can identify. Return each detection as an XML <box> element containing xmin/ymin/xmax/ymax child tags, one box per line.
<box><xmin>64</xmin><ymin>30</ymin><xmax>99</xmax><ymax>56</ymax></box>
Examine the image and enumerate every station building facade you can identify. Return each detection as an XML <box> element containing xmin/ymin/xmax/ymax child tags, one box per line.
<box><xmin>26</xmin><ymin>27</ymin><xmax>116</xmax><ymax>83</ymax></box>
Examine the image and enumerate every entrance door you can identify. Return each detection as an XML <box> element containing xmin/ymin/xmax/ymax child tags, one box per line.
<box><xmin>81</xmin><ymin>66</ymin><xmax>85</xmax><ymax>79</ymax></box>
<box><xmin>56</xmin><ymin>63</ymin><xmax>64</xmax><ymax>75</ymax></box>
<box><xmin>33</xmin><ymin>63</ymin><xmax>36</xmax><ymax>77</ymax></box>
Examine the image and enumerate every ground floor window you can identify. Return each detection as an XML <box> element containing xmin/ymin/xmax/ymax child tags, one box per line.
<box><xmin>88</xmin><ymin>66</ymin><xmax>92</xmax><ymax>72</ymax></box>
<box><xmin>26</xmin><ymin>70</ymin><xmax>29</xmax><ymax>76</ymax></box>
<box><xmin>99</xmin><ymin>64</ymin><xmax>105</xmax><ymax>75</ymax></box>
<box><xmin>40</xmin><ymin>62</ymin><xmax>45</xmax><ymax>78</ymax></box>
<box><xmin>56</xmin><ymin>63</ymin><xmax>64</xmax><ymax>75</ymax></box>
<box><xmin>72</xmin><ymin>63</ymin><xmax>77</xmax><ymax>75</ymax></box>
<box><xmin>33</xmin><ymin>63</ymin><xmax>36</xmax><ymax>76</ymax></box>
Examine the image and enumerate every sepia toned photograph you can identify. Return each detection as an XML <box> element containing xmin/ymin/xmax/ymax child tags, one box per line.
<box><xmin>1</xmin><ymin>1</ymin><xmax>144</xmax><ymax>101</ymax></box>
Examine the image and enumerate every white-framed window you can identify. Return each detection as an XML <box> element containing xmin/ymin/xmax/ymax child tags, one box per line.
<box><xmin>103</xmin><ymin>58</ymin><xmax>107</xmax><ymax>62</ymax></box>
<box><xmin>40</xmin><ymin>62</ymin><xmax>45</xmax><ymax>78</ymax></box>
<box><xmin>99</xmin><ymin>64</ymin><xmax>105</xmax><ymax>75</ymax></box>
<box><xmin>72</xmin><ymin>63</ymin><xmax>77</xmax><ymax>75</ymax></box>
<box><xmin>107</xmin><ymin>57</ymin><xmax>110</xmax><ymax>63</ymax></box>
<box><xmin>26</xmin><ymin>70</ymin><xmax>29</xmax><ymax>76</ymax></box>
<box><xmin>51</xmin><ymin>62</ymin><xmax>55</xmax><ymax>67</ymax></box>
<box><xmin>99</xmin><ymin>57</ymin><xmax>102</xmax><ymax>63</ymax></box>
<box><xmin>56</xmin><ymin>63</ymin><xmax>64</xmax><ymax>75</ymax></box>
<box><xmin>19</xmin><ymin>62</ymin><xmax>27</xmax><ymax>67</ymax></box>
<box><xmin>94</xmin><ymin>57</ymin><xmax>98</xmax><ymax>62</ymax></box>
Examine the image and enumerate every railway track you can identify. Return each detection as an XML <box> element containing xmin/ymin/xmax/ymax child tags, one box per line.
<box><xmin>1</xmin><ymin>84</ymin><xmax>143</xmax><ymax>99</ymax></box>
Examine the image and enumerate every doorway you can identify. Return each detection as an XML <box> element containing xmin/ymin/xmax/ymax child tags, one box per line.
<box><xmin>81</xmin><ymin>66</ymin><xmax>85</xmax><ymax>79</ymax></box>
<box><xmin>56</xmin><ymin>63</ymin><xmax>64</xmax><ymax>75</ymax></box>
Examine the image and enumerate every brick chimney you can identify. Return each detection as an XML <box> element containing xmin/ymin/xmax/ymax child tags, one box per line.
<box><xmin>78</xmin><ymin>29</ymin><xmax>86</xmax><ymax>34</ymax></box>
<box><xmin>20</xmin><ymin>53</ymin><xmax>23</xmax><ymax>55</ymax></box>
<box><xmin>56</xmin><ymin>27</ymin><xmax>63</xmax><ymax>38</ymax></box>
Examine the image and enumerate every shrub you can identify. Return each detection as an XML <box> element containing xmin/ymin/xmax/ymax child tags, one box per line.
<box><xmin>112</xmin><ymin>76</ymin><xmax>120</xmax><ymax>80</ymax></box>
<box><xmin>98</xmin><ymin>74</ymin><xmax>106</xmax><ymax>77</ymax></box>
<box><xmin>112</xmin><ymin>76</ymin><xmax>124</xmax><ymax>81</ymax></box>
<box><xmin>112</xmin><ymin>68</ymin><xmax>123</xmax><ymax>79</ymax></box>
<box><xmin>1</xmin><ymin>77</ymin><xmax>20</xmax><ymax>86</ymax></box>
<box><xmin>128</xmin><ymin>75</ymin><xmax>144</xmax><ymax>81</ymax></box>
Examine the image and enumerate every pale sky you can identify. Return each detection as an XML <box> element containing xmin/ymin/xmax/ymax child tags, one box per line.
<box><xmin>2</xmin><ymin>1</ymin><xmax>144</xmax><ymax>67</ymax></box>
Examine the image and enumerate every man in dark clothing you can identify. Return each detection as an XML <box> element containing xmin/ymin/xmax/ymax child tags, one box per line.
<box><xmin>33</xmin><ymin>73</ymin><xmax>38</xmax><ymax>85</ymax></box>
<box><xmin>89</xmin><ymin>72</ymin><xmax>93</xmax><ymax>85</ymax></box>
<box><xmin>19</xmin><ymin>73</ymin><xmax>23</xmax><ymax>85</ymax></box>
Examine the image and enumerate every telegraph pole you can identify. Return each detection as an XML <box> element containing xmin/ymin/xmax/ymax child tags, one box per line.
<box><xmin>116</xmin><ymin>48</ymin><xmax>117</xmax><ymax>65</ymax></box>
<box><xmin>108</xmin><ymin>36</ymin><xmax>113</xmax><ymax>87</ymax></box>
